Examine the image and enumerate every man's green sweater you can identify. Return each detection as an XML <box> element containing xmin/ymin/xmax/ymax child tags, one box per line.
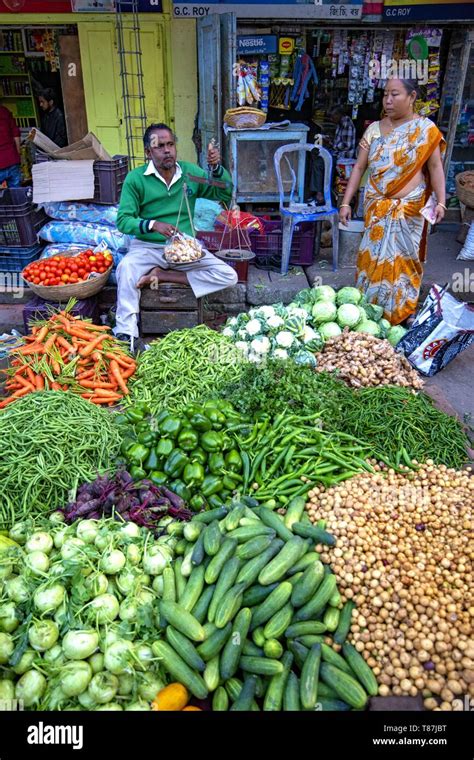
<box><xmin>116</xmin><ymin>161</ymin><xmax>233</xmax><ymax>244</ymax></box>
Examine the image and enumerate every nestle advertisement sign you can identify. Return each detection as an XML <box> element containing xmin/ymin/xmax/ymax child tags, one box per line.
<box><xmin>237</xmin><ymin>35</ymin><xmax>277</xmax><ymax>55</ymax></box>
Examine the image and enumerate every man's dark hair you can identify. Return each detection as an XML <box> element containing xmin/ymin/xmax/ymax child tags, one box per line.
<box><xmin>144</xmin><ymin>123</ymin><xmax>177</xmax><ymax>150</ymax></box>
<box><xmin>40</xmin><ymin>88</ymin><xmax>58</xmax><ymax>105</ymax></box>
<box><xmin>328</xmin><ymin>105</ymin><xmax>347</xmax><ymax>119</ymax></box>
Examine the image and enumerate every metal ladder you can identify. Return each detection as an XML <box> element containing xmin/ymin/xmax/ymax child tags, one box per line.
<box><xmin>114</xmin><ymin>0</ymin><xmax>148</xmax><ymax>168</ymax></box>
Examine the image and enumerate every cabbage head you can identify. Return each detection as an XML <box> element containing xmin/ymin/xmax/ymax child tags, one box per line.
<box><xmin>312</xmin><ymin>285</ymin><xmax>337</xmax><ymax>303</ymax></box>
<box><xmin>336</xmin><ymin>286</ymin><xmax>362</xmax><ymax>306</ymax></box>
<box><xmin>364</xmin><ymin>302</ymin><xmax>384</xmax><ymax>322</ymax></box>
<box><xmin>311</xmin><ymin>300</ymin><xmax>337</xmax><ymax>324</ymax></box>
<box><xmin>319</xmin><ymin>322</ymin><xmax>342</xmax><ymax>340</ymax></box>
<box><xmin>387</xmin><ymin>325</ymin><xmax>407</xmax><ymax>346</ymax></box>
<box><xmin>337</xmin><ymin>304</ymin><xmax>362</xmax><ymax>329</ymax></box>
<box><xmin>356</xmin><ymin>320</ymin><xmax>380</xmax><ymax>337</ymax></box>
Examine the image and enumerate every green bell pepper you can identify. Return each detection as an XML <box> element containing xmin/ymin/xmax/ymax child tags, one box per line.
<box><xmin>149</xmin><ymin>470</ymin><xmax>168</xmax><ymax>486</ymax></box>
<box><xmin>200</xmin><ymin>431</ymin><xmax>224</xmax><ymax>453</ymax></box>
<box><xmin>184</xmin><ymin>402</ymin><xmax>202</xmax><ymax>419</ymax></box>
<box><xmin>164</xmin><ymin>449</ymin><xmax>189</xmax><ymax>479</ymax></box>
<box><xmin>223</xmin><ymin>475</ymin><xmax>240</xmax><ymax>492</ymax></box>
<box><xmin>189</xmin><ymin>413</ymin><xmax>212</xmax><ymax>432</ymax></box>
<box><xmin>208</xmin><ymin>452</ymin><xmax>225</xmax><ymax>475</ymax></box>
<box><xmin>125</xmin><ymin>408</ymin><xmax>147</xmax><ymax>424</ymax></box>
<box><xmin>156</xmin><ymin>438</ymin><xmax>174</xmax><ymax>458</ymax></box>
<box><xmin>144</xmin><ymin>448</ymin><xmax>160</xmax><ymax>471</ymax></box>
<box><xmin>177</xmin><ymin>428</ymin><xmax>199</xmax><ymax>452</ymax></box>
<box><xmin>201</xmin><ymin>474</ymin><xmax>224</xmax><ymax>497</ymax></box>
<box><xmin>215</xmin><ymin>399</ymin><xmax>236</xmax><ymax>416</ymax></box>
<box><xmin>159</xmin><ymin>415</ymin><xmax>182</xmax><ymax>439</ymax></box>
<box><xmin>169</xmin><ymin>479</ymin><xmax>192</xmax><ymax>501</ymax></box>
<box><xmin>120</xmin><ymin>438</ymin><xmax>136</xmax><ymax>457</ymax></box>
<box><xmin>127</xmin><ymin>443</ymin><xmax>150</xmax><ymax>466</ymax></box>
<box><xmin>138</xmin><ymin>431</ymin><xmax>155</xmax><ymax>447</ymax></box>
<box><xmin>182</xmin><ymin>462</ymin><xmax>205</xmax><ymax>486</ymax></box>
<box><xmin>113</xmin><ymin>413</ymin><xmax>129</xmax><ymax>426</ymax></box>
<box><xmin>154</xmin><ymin>409</ymin><xmax>171</xmax><ymax>426</ymax></box>
<box><xmin>204</xmin><ymin>409</ymin><xmax>227</xmax><ymax>429</ymax></box>
<box><xmin>207</xmin><ymin>494</ymin><xmax>224</xmax><ymax>509</ymax></box>
<box><xmin>189</xmin><ymin>494</ymin><xmax>207</xmax><ymax>512</ymax></box>
<box><xmin>130</xmin><ymin>465</ymin><xmax>147</xmax><ymax>481</ymax></box>
<box><xmin>225</xmin><ymin>449</ymin><xmax>243</xmax><ymax>473</ymax></box>
<box><xmin>190</xmin><ymin>448</ymin><xmax>207</xmax><ymax>466</ymax></box>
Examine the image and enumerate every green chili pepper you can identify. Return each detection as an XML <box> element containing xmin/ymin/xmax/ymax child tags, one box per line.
<box><xmin>201</xmin><ymin>474</ymin><xmax>224</xmax><ymax>497</ymax></box>
<box><xmin>149</xmin><ymin>470</ymin><xmax>168</xmax><ymax>486</ymax></box>
<box><xmin>190</xmin><ymin>448</ymin><xmax>207</xmax><ymax>466</ymax></box>
<box><xmin>163</xmin><ymin>449</ymin><xmax>189</xmax><ymax>478</ymax></box>
<box><xmin>189</xmin><ymin>413</ymin><xmax>213</xmax><ymax>432</ymax></box>
<box><xmin>183</xmin><ymin>462</ymin><xmax>205</xmax><ymax>486</ymax></box>
<box><xmin>200</xmin><ymin>431</ymin><xmax>224</xmax><ymax>453</ymax></box>
<box><xmin>127</xmin><ymin>443</ymin><xmax>150</xmax><ymax>466</ymax></box>
<box><xmin>208</xmin><ymin>452</ymin><xmax>225</xmax><ymax>475</ymax></box>
<box><xmin>156</xmin><ymin>438</ymin><xmax>174</xmax><ymax>458</ymax></box>
<box><xmin>177</xmin><ymin>428</ymin><xmax>200</xmax><ymax>452</ymax></box>
<box><xmin>159</xmin><ymin>416</ymin><xmax>182</xmax><ymax>439</ymax></box>
<box><xmin>225</xmin><ymin>449</ymin><xmax>243</xmax><ymax>472</ymax></box>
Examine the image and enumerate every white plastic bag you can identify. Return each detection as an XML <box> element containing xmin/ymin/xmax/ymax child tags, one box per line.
<box><xmin>457</xmin><ymin>221</ymin><xmax>474</xmax><ymax>261</ymax></box>
<box><xmin>397</xmin><ymin>284</ymin><xmax>474</xmax><ymax>376</ymax></box>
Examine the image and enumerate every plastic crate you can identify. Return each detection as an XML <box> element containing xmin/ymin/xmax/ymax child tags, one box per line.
<box><xmin>0</xmin><ymin>188</ymin><xmax>48</xmax><ymax>247</ymax></box>
<box><xmin>250</xmin><ymin>219</ymin><xmax>316</xmax><ymax>266</ymax></box>
<box><xmin>23</xmin><ymin>294</ymin><xmax>100</xmax><ymax>333</ymax></box>
<box><xmin>35</xmin><ymin>152</ymin><xmax>129</xmax><ymax>205</ymax></box>
<box><xmin>197</xmin><ymin>227</ymin><xmax>253</xmax><ymax>253</ymax></box>
<box><xmin>0</xmin><ymin>242</ymin><xmax>43</xmax><ymax>272</ymax></box>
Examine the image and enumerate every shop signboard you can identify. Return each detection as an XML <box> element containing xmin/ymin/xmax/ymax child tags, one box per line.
<box><xmin>237</xmin><ymin>35</ymin><xmax>277</xmax><ymax>54</ymax></box>
<box><xmin>0</xmin><ymin>0</ymin><xmax>72</xmax><ymax>10</ymax></box>
<box><xmin>71</xmin><ymin>0</ymin><xmax>114</xmax><ymax>9</ymax></box>
<box><xmin>383</xmin><ymin>0</ymin><xmax>474</xmax><ymax>21</ymax></box>
<box><xmin>174</xmin><ymin>0</ymin><xmax>363</xmax><ymax>19</ymax></box>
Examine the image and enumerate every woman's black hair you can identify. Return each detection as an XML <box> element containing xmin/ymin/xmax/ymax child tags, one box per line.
<box><xmin>398</xmin><ymin>79</ymin><xmax>420</xmax><ymax>98</ymax></box>
<box><xmin>143</xmin><ymin>123</ymin><xmax>177</xmax><ymax>150</ymax></box>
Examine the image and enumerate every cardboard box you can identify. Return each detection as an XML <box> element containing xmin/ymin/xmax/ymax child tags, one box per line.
<box><xmin>29</xmin><ymin>128</ymin><xmax>112</xmax><ymax>161</ymax></box>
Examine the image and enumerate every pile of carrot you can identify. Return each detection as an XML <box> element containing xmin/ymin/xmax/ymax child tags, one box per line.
<box><xmin>0</xmin><ymin>310</ymin><xmax>136</xmax><ymax>409</ymax></box>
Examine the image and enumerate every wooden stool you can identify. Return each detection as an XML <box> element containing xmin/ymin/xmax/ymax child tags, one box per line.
<box><xmin>139</xmin><ymin>283</ymin><xmax>203</xmax><ymax>336</ymax></box>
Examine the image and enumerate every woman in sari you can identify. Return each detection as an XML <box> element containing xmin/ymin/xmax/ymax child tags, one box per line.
<box><xmin>339</xmin><ymin>79</ymin><xmax>446</xmax><ymax>325</ymax></box>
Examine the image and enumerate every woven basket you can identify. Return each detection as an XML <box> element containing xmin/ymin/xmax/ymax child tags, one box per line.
<box><xmin>22</xmin><ymin>250</ymin><xmax>112</xmax><ymax>300</ymax></box>
<box><xmin>224</xmin><ymin>107</ymin><xmax>266</xmax><ymax>129</ymax></box>
<box><xmin>456</xmin><ymin>171</ymin><xmax>474</xmax><ymax>209</ymax></box>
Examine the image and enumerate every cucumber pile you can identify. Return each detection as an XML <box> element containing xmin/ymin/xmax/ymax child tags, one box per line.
<box><xmin>157</xmin><ymin>497</ymin><xmax>379</xmax><ymax>711</ymax></box>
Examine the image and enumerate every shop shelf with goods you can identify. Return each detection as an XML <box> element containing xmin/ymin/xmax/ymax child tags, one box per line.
<box><xmin>0</xmin><ymin>42</ymin><xmax>39</xmax><ymax>130</ymax></box>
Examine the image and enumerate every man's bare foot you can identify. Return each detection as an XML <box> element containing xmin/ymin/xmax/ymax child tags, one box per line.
<box><xmin>137</xmin><ymin>267</ymin><xmax>162</xmax><ymax>289</ymax></box>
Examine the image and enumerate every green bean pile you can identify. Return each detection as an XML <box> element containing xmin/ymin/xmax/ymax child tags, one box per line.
<box><xmin>0</xmin><ymin>392</ymin><xmax>121</xmax><ymax>528</ymax></box>
<box><xmin>127</xmin><ymin>325</ymin><xmax>245</xmax><ymax>415</ymax></box>
<box><xmin>341</xmin><ymin>386</ymin><xmax>470</xmax><ymax>470</ymax></box>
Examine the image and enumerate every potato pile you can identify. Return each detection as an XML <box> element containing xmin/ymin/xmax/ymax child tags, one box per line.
<box><xmin>306</xmin><ymin>462</ymin><xmax>473</xmax><ymax>711</ymax></box>
<box><xmin>315</xmin><ymin>331</ymin><xmax>424</xmax><ymax>389</ymax></box>
<box><xmin>164</xmin><ymin>234</ymin><xmax>203</xmax><ymax>264</ymax></box>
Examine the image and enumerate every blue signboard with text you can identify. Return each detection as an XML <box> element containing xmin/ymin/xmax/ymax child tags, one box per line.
<box><xmin>237</xmin><ymin>35</ymin><xmax>277</xmax><ymax>54</ymax></box>
<box><xmin>174</xmin><ymin>1</ymin><xmax>363</xmax><ymax>19</ymax></box>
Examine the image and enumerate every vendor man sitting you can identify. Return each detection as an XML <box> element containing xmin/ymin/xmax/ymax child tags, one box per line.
<box><xmin>115</xmin><ymin>123</ymin><xmax>238</xmax><ymax>351</ymax></box>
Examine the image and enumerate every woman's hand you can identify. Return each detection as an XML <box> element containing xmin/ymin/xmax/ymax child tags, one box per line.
<box><xmin>433</xmin><ymin>204</ymin><xmax>445</xmax><ymax>225</ymax></box>
<box><xmin>339</xmin><ymin>205</ymin><xmax>352</xmax><ymax>226</ymax></box>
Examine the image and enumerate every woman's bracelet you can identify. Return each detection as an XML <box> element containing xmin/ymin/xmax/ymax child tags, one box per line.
<box><xmin>436</xmin><ymin>202</ymin><xmax>447</xmax><ymax>210</ymax></box>
<box><xmin>340</xmin><ymin>204</ymin><xmax>351</xmax><ymax>208</ymax></box>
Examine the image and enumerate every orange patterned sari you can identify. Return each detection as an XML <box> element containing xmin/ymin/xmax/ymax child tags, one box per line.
<box><xmin>356</xmin><ymin>116</ymin><xmax>445</xmax><ymax>325</ymax></box>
